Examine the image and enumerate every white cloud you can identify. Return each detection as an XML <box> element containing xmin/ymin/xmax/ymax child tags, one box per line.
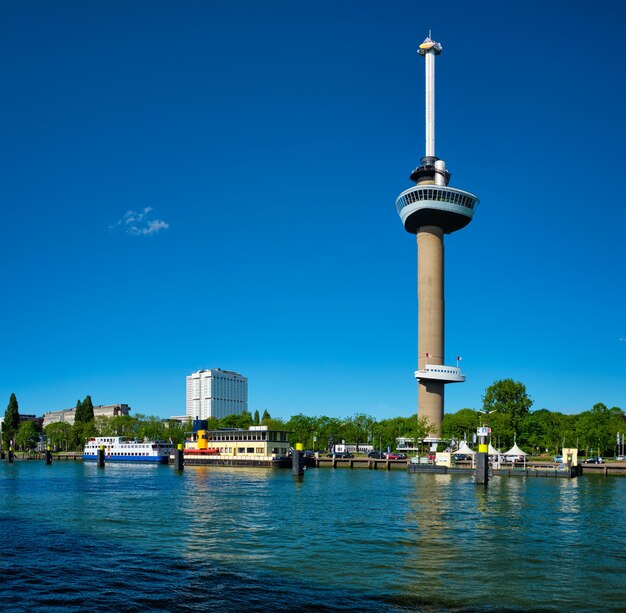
<box><xmin>111</xmin><ymin>207</ymin><xmax>169</xmax><ymax>236</ymax></box>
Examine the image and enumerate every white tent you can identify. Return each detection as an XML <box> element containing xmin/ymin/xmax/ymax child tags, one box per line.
<box><xmin>504</xmin><ymin>443</ymin><xmax>528</xmax><ymax>468</ymax></box>
<box><xmin>504</xmin><ymin>443</ymin><xmax>527</xmax><ymax>457</ymax></box>
<box><xmin>488</xmin><ymin>442</ymin><xmax>500</xmax><ymax>455</ymax></box>
<box><xmin>454</xmin><ymin>441</ymin><xmax>476</xmax><ymax>455</ymax></box>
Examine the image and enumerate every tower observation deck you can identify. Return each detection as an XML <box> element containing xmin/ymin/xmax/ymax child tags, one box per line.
<box><xmin>395</xmin><ymin>34</ymin><xmax>479</xmax><ymax>439</ymax></box>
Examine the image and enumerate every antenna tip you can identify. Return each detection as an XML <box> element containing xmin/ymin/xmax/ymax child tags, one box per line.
<box><xmin>418</xmin><ymin>34</ymin><xmax>442</xmax><ymax>55</ymax></box>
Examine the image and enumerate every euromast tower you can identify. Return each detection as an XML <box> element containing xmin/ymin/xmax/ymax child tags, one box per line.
<box><xmin>394</xmin><ymin>35</ymin><xmax>479</xmax><ymax>441</ymax></box>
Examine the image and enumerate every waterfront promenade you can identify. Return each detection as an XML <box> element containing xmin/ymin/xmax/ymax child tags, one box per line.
<box><xmin>7</xmin><ymin>451</ymin><xmax>626</xmax><ymax>476</ymax></box>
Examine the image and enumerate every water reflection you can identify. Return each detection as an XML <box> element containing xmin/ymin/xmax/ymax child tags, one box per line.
<box><xmin>400</xmin><ymin>472</ymin><xmax>626</xmax><ymax>609</ymax></box>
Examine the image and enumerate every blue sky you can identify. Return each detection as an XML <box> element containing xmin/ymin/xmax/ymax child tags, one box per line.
<box><xmin>1</xmin><ymin>0</ymin><xmax>625</xmax><ymax>420</ymax></box>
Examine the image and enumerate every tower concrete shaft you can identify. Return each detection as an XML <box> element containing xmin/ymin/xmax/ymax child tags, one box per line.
<box><xmin>417</xmin><ymin>226</ymin><xmax>445</xmax><ymax>433</ymax></box>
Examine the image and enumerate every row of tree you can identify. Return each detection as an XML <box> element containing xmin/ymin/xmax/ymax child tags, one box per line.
<box><xmin>2</xmin><ymin>380</ymin><xmax>624</xmax><ymax>456</ymax></box>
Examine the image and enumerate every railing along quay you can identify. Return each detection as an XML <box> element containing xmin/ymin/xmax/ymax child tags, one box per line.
<box><xmin>6</xmin><ymin>452</ymin><xmax>83</xmax><ymax>461</ymax></box>
<box><xmin>313</xmin><ymin>456</ymin><xmax>408</xmax><ymax>470</ymax></box>
<box><xmin>579</xmin><ymin>462</ymin><xmax>626</xmax><ymax>476</ymax></box>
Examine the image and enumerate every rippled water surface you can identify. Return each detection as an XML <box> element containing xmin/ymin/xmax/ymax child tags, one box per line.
<box><xmin>1</xmin><ymin>461</ymin><xmax>625</xmax><ymax>611</ymax></box>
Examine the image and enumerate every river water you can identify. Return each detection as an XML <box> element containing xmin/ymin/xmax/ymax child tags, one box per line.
<box><xmin>1</xmin><ymin>461</ymin><xmax>624</xmax><ymax>611</ymax></box>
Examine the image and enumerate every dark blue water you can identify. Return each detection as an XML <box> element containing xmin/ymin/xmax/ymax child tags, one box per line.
<box><xmin>1</xmin><ymin>461</ymin><xmax>625</xmax><ymax>611</ymax></box>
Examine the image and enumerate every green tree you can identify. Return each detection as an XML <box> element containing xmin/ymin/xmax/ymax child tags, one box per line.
<box><xmin>219</xmin><ymin>413</ymin><xmax>253</xmax><ymax>429</ymax></box>
<box><xmin>165</xmin><ymin>419</ymin><xmax>193</xmax><ymax>445</ymax></box>
<box><xmin>70</xmin><ymin>420</ymin><xmax>97</xmax><ymax>451</ymax></box>
<box><xmin>485</xmin><ymin>411</ymin><xmax>515</xmax><ymax>450</ymax></box>
<box><xmin>576</xmin><ymin>403</ymin><xmax>617</xmax><ymax>457</ymax></box>
<box><xmin>241</xmin><ymin>409</ymin><xmax>253</xmax><ymax>428</ymax></box>
<box><xmin>45</xmin><ymin>422</ymin><xmax>72</xmax><ymax>450</ymax></box>
<box><xmin>442</xmin><ymin>408</ymin><xmax>480</xmax><ymax>441</ymax></box>
<box><xmin>136</xmin><ymin>415</ymin><xmax>166</xmax><ymax>441</ymax></box>
<box><xmin>253</xmin><ymin>409</ymin><xmax>260</xmax><ymax>426</ymax></box>
<box><xmin>261</xmin><ymin>409</ymin><xmax>271</xmax><ymax>424</ymax></box>
<box><xmin>2</xmin><ymin>393</ymin><xmax>20</xmax><ymax>446</ymax></box>
<box><xmin>482</xmin><ymin>379</ymin><xmax>533</xmax><ymax>436</ymax></box>
<box><xmin>520</xmin><ymin>409</ymin><xmax>565</xmax><ymax>455</ymax></box>
<box><xmin>16</xmin><ymin>420</ymin><xmax>41</xmax><ymax>451</ymax></box>
<box><xmin>82</xmin><ymin>395</ymin><xmax>95</xmax><ymax>422</ymax></box>
<box><xmin>286</xmin><ymin>413</ymin><xmax>318</xmax><ymax>448</ymax></box>
<box><xmin>409</xmin><ymin>415</ymin><xmax>432</xmax><ymax>449</ymax></box>
<box><xmin>75</xmin><ymin>396</ymin><xmax>95</xmax><ymax>424</ymax></box>
<box><xmin>372</xmin><ymin>415</ymin><xmax>431</xmax><ymax>453</ymax></box>
<box><xmin>74</xmin><ymin>399</ymin><xmax>85</xmax><ymax>423</ymax></box>
<box><xmin>262</xmin><ymin>417</ymin><xmax>287</xmax><ymax>432</ymax></box>
<box><xmin>345</xmin><ymin>413</ymin><xmax>377</xmax><ymax>453</ymax></box>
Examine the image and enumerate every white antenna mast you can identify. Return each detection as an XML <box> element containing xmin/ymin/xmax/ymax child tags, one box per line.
<box><xmin>418</xmin><ymin>34</ymin><xmax>442</xmax><ymax>159</ymax></box>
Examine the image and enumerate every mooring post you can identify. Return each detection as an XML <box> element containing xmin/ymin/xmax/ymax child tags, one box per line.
<box><xmin>475</xmin><ymin>427</ymin><xmax>489</xmax><ymax>485</ymax></box>
<box><xmin>174</xmin><ymin>444</ymin><xmax>184</xmax><ymax>470</ymax></box>
<box><xmin>45</xmin><ymin>445</ymin><xmax>52</xmax><ymax>465</ymax></box>
<box><xmin>97</xmin><ymin>445</ymin><xmax>105</xmax><ymax>468</ymax></box>
<box><xmin>292</xmin><ymin>443</ymin><xmax>304</xmax><ymax>478</ymax></box>
<box><xmin>7</xmin><ymin>445</ymin><xmax>14</xmax><ymax>464</ymax></box>
<box><xmin>475</xmin><ymin>452</ymin><xmax>488</xmax><ymax>484</ymax></box>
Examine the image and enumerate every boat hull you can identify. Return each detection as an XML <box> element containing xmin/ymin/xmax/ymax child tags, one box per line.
<box><xmin>83</xmin><ymin>454</ymin><xmax>169</xmax><ymax>463</ymax></box>
<box><xmin>181</xmin><ymin>456</ymin><xmax>292</xmax><ymax>468</ymax></box>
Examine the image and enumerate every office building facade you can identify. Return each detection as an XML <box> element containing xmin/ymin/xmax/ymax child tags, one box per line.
<box><xmin>186</xmin><ymin>368</ymin><xmax>248</xmax><ymax>420</ymax></box>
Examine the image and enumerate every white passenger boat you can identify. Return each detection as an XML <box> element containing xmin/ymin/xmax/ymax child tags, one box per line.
<box><xmin>83</xmin><ymin>437</ymin><xmax>173</xmax><ymax>463</ymax></box>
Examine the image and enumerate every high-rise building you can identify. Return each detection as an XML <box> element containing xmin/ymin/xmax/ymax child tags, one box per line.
<box><xmin>185</xmin><ymin>368</ymin><xmax>248</xmax><ymax>420</ymax></box>
<box><xmin>394</xmin><ymin>34</ymin><xmax>479</xmax><ymax>439</ymax></box>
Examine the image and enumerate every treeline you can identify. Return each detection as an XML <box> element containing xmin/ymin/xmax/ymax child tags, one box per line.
<box><xmin>443</xmin><ymin>379</ymin><xmax>625</xmax><ymax>456</ymax></box>
<box><xmin>2</xmin><ymin>379</ymin><xmax>625</xmax><ymax>456</ymax></box>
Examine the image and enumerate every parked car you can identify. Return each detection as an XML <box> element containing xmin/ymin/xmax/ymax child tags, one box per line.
<box><xmin>507</xmin><ymin>455</ymin><xmax>526</xmax><ymax>463</ymax></box>
<box><xmin>326</xmin><ymin>451</ymin><xmax>354</xmax><ymax>458</ymax></box>
<box><xmin>427</xmin><ymin>453</ymin><xmax>436</xmax><ymax>461</ymax></box>
<box><xmin>553</xmin><ymin>456</ymin><xmax>563</xmax><ymax>463</ymax></box>
<box><xmin>617</xmin><ymin>456</ymin><xmax>625</xmax><ymax>462</ymax></box>
<box><xmin>454</xmin><ymin>454</ymin><xmax>471</xmax><ymax>462</ymax></box>
<box><xmin>584</xmin><ymin>457</ymin><xmax>604</xmax><ymax>464</ymax></box>
<box><xmin>384</xmin><ymin>452</ymin><xmax>407</xmax><ymax>460</ymax></box>
<box><xmin>368</xmin><ymin>451</ymin><xmax>384</xmax><ymax>459</ymax></box>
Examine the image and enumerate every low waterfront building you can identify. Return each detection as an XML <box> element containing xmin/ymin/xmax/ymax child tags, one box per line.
<box><xmin>167</xmin><ymin>415</ymin><xmax>189</xmax><ymax>424</ymax></box>
<box><xmin>184</xmin><ymin>425</ymin><xmax>291</xmax><ymax>466</ymax></box>
<box><xmin>396</xmin><ymin>437</ymin><xmax>420</xmax><ymax>452</ymax></box>
<box><xmin>334</xmin><ymin>443</ymin><xmax>374</xmax><ymax>454</ymax></box>
<box><xmin>186</xmin><ymin>368</ymin><xmax>248</xmax><ymax>420</ymax></box>
<box><xmin>43</xmin><ymin>404</ymin><xmax>131</xmax><ymax>428</ymax></box>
